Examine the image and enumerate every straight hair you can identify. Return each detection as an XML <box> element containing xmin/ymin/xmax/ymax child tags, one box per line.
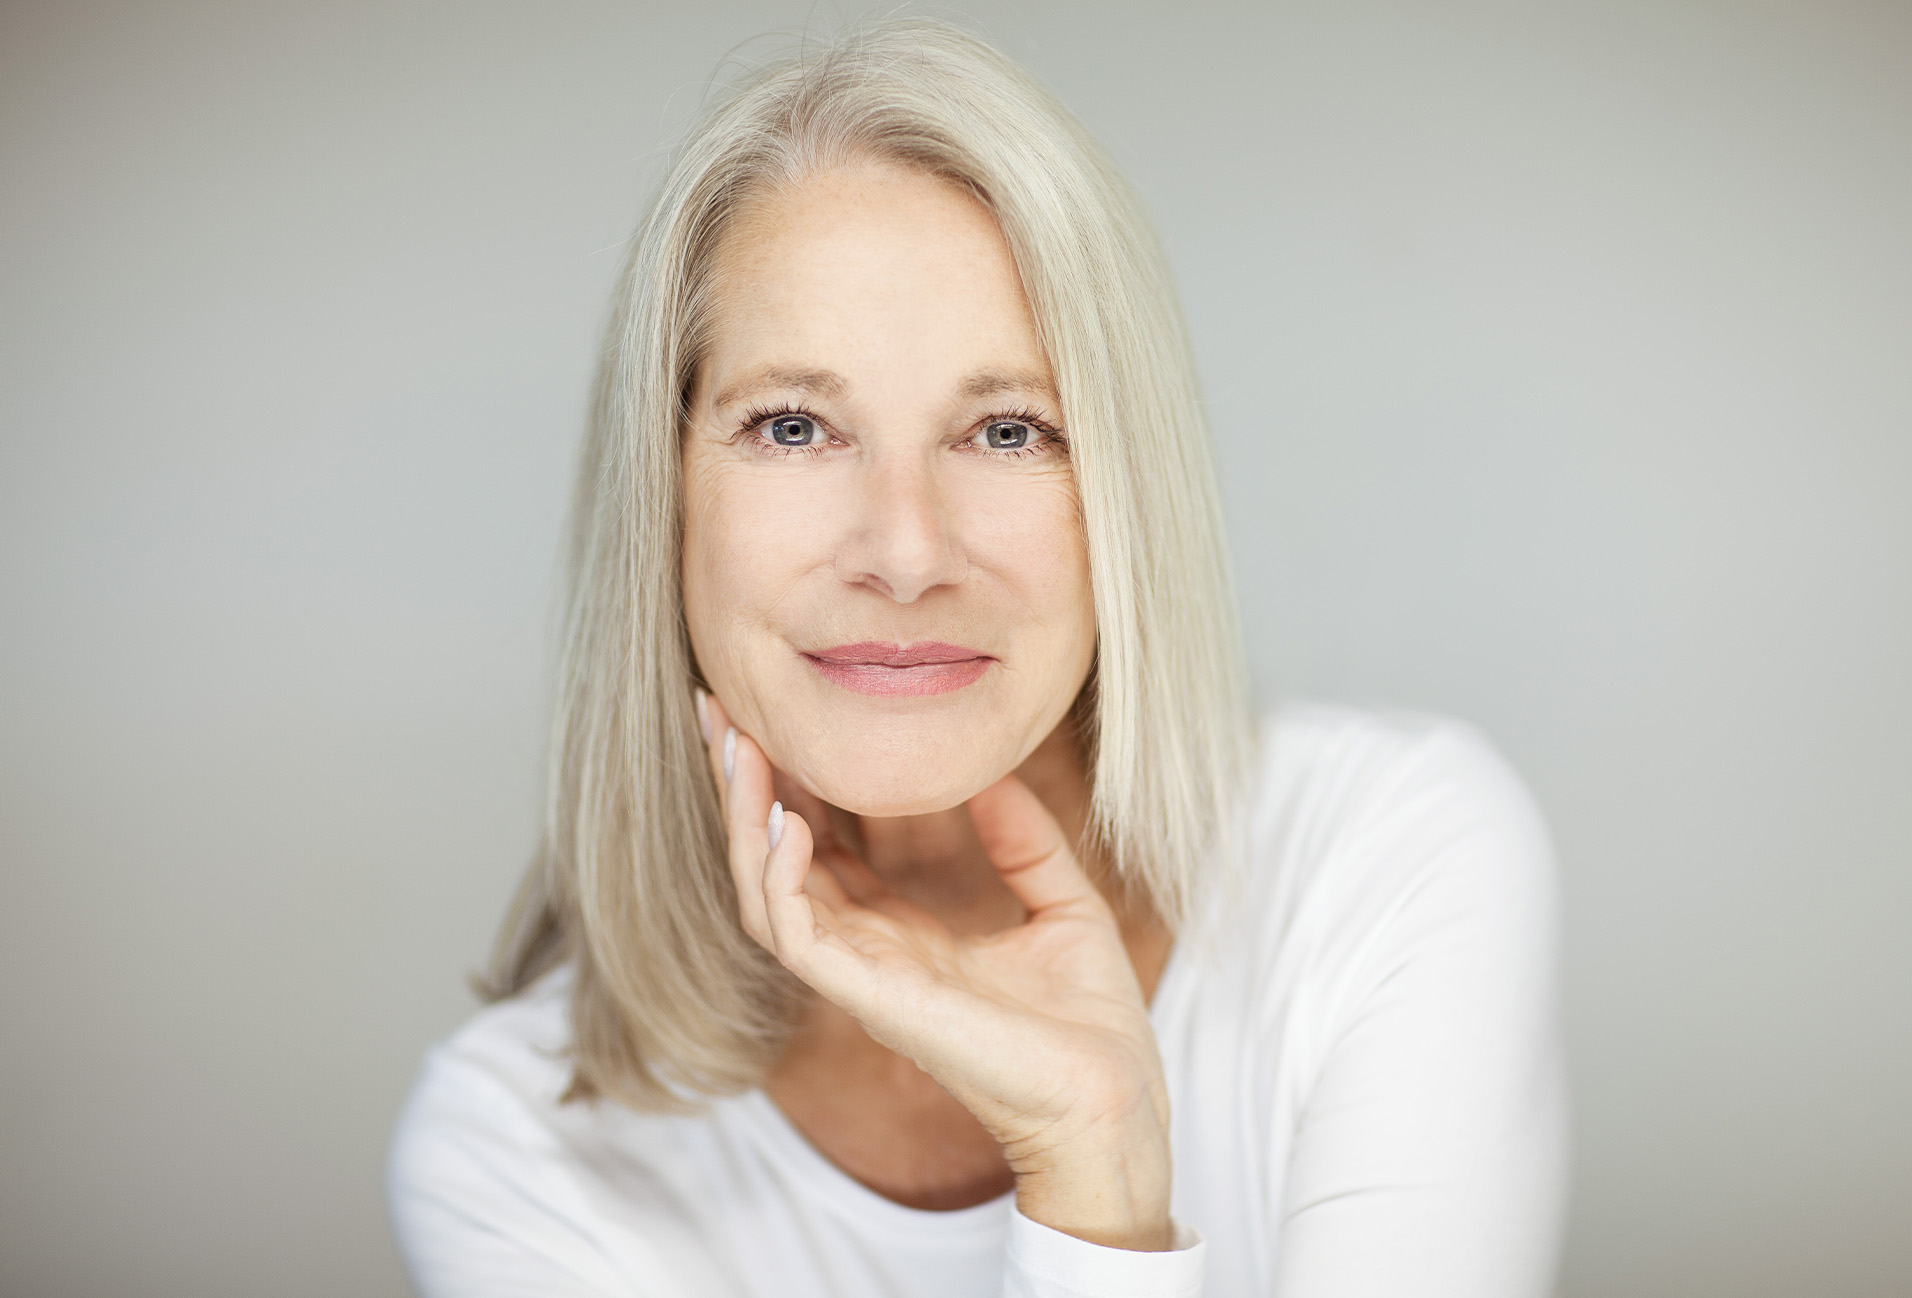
<box><xmin>485</xmin><ymin>17</ymin><xmax>1250</xmax><ymax>1111</ymax></box>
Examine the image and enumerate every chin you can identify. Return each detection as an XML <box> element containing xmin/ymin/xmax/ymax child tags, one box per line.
<box><xmin>766</xmin><ymin>712</ymin><xmax>1012</xmax><ymax>816</ymax></box>
<box><xmin>820</xmin><ymin>785</ymin><xmax>973</xmax><ymax>818</ymax></box>
<box><xmin>799</xmin><ymin>750</ymin><xmax>998</xmax><ymax>817</ymax></box>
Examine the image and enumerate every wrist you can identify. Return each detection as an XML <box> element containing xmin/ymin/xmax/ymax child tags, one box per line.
<box><xmin>1007</xmin><ymin>1113</ymin><xmax>1174</xmax><ymax>1251</ymax></box>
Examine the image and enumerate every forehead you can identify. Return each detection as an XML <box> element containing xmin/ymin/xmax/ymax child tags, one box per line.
<box><xmin>697</xmin><ymin>162</ymin><xmax>1050</xmax><ymax>397</ymax></box>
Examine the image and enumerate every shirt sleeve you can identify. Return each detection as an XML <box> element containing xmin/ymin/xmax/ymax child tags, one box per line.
<box><xmin>1269</xmin><ymin>723</ymin><xmax>1570</xmax><ymax>1298</ymax></box>
<box><xmin>1002</xmin><ymin>1208</ymin><xmax>1205</xmax><ymax>1298</ymax></box>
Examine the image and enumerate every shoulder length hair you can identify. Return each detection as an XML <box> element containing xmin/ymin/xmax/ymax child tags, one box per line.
<box><xmin>486</xmin><ymin>17</ymin><xmax>1250</xmax><ymax>1111</ymax></box>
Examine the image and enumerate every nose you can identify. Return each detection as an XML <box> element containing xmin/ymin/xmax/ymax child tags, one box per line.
<box><xmin>835</xmin><ymin>453</ymin><xmax>967</xmax><ymax>603</ymax></box>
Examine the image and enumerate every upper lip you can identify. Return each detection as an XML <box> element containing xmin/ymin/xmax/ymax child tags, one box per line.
<box><xmin>804</xmin><ymin>641</ymin><xmax>992</xmax><ymax>666</ymax></box>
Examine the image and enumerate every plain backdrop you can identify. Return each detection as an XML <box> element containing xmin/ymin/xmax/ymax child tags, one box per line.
<box><xmin>2</xmin><ymin>2</ymin><xmax>1907</xmax><ymax>1295</ymax></box>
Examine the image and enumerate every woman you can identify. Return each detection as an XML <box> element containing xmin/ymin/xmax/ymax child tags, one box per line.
<box><xmin>389</xmin><ymin>19</ymin><xmax>1567</xmax><ymax>1297</ymax></box>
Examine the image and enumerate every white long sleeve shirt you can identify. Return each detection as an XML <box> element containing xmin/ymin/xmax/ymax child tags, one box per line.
<box><xmin>388</xmin><ymin>704</ymin><xmax>1568</xmax><ymax>1297</ymax></box>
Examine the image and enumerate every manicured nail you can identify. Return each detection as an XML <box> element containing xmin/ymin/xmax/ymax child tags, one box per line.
<box><xmin>767</xmin><ymin>801</ymin><xmax>784</xmax><ymax>849</ymax></box>
<box><xmin>722</xmin><ymin>727</ymin><xmax>736</xmax><ymax>783</ymax></box>
<box><xmin>695</xmin><ymin>688</ymin><xmax>712</xmax><ymax>743</ymax></box>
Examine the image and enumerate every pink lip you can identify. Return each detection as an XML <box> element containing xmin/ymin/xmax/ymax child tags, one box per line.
<box><xmin>802</xmin><ymin>641</ymin><xmax>994</xmax><ymax>696</ymax></box>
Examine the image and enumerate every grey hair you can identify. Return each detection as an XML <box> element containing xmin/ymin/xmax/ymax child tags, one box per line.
<box><xmin>485</xmin><ymin>16</ymin><xmax>1250</xmax><ymax>1111</ymax></box>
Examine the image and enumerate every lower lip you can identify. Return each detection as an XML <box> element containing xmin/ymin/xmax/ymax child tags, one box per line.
<box><xmin>804</xmin><ymin>656</ymin><xmax>992</xmax><ymax>696</ymax></box>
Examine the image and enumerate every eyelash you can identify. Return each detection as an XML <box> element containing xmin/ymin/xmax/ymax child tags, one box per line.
<box><xmin>733</xmin><ymin>403</ymin><xmax>1067</xmax><ymax>460</ymax></box>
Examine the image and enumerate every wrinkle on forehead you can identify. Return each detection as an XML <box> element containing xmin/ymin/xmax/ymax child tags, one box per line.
<box><xmin>690</xmin><ymin>160</ymin><xmax>1056</xmax><ymax>420</ymax></box>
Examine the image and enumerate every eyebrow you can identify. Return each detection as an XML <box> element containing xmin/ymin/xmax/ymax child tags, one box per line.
<box><xmin>708</xmin><ymin>364</ymin><xmax>1059</xmax><ymax>410</ymax></box>
<box><xmin>956</xmin><ymin>367</ymin><xmax>1059</xmax><ymax>403</ymax></box>
<box><xmin>710</xmin><ymin>366</ymin><xmax>846</xmax><ymax>410</ymax></box>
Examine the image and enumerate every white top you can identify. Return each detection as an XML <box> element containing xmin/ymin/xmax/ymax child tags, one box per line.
<box><xmin>388</xmin><ymin>705</ymin><xmax>1568</xmax><ymax>1297</ymax></box>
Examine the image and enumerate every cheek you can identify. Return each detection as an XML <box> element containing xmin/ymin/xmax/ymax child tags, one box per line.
<box><xmin>681</xmin><ymin>465</ymin><xmax>759</xmax><ymax>681</ymax></box>
<box><xmin>680</xmin><ymin>460</ymin><xmax>826</xmax><ymax>679</ymax></box>
<box><xmin>986</xmin><ymin>477</ymin><xmax>1094</xmax><ymax>629</ymax></box>
<box><xmin>1037</xmin><ymin>496</ymin><xmax>1097</xmax><ymax>685</ymax></box>
<box><xmin>1051</xmin><ymin>541</ymin><xmax>1098</xmax><ymax>681</ymax></box>
<box><xmin>954</xmin><ymin>474</ymin><xmax>1096</xmax><ymax>719</ymax></box>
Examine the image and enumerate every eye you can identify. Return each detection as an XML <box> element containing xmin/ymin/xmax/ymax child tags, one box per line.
<box><xmin>976</xmin><ymin>420</ymin><xmax>1038</xmax><ymax>451</ymax></box>
<box><xmin>761</xmin><ymin>413</ymin><xmax>822</xmax><ymax>448</ymax></box>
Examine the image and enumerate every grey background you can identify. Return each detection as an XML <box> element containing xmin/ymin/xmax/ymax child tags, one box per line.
<box><xmin>2</xmin><ymin>2</ymin><xmax>1906</xmax><ymax>1295</ymax></box>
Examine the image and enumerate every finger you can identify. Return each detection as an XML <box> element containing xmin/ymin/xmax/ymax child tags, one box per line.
<box><xmin>699</xmin><ymin>690</ymin><xmax>735</xmax><ymax>817</ymax></box>
<box><xmin>694</xmin><ymin>684</ymin><xmax>714</xmax><ymax>745</ymax></box>
<box><xmin>773</xmin><ymin>777</ymin><xmax>842</xmax><ymax>856</ymax></box>
<box><xmin>764</xmin><ymin>805</ymin><xmax>861</xmax><ymax>927</ymax></box>
<box><xmin>790</xmin><ymin>816</ymin><xmax>855</xmax><ymax>913</ymax></box>
<box><xmin>966</xmin><ymin>775</ymin><xmax>1112</xmax><ymax>921</ymax></box>
<box><xmin>761</xmin><ymin>807</ymin><xmax>881</xmax><ymax>1006</ymax></box>
<box><xmin>767</xmin><ymin>777</ymin><xmax>891</xmax><ymax>908</ymax></box>
<box><xmin>722</xmin><ymin>724</ymin><xmax>777</xmax><ymax>947</ymax></box>
<box><xmin>771</xmin><ymin>783</ymin><xmax>895</xmax><ymax>909</ymax></box>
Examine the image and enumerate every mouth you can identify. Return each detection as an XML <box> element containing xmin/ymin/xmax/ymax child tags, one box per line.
<box><xmin>801</xmin><ymin>641</ymin><xmax>995</xmax><ymax>697</ymax></box>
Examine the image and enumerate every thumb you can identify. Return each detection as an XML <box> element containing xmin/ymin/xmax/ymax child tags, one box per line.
<box><xmin>966</xmin><ymin>775</ymin><xmax>1109</xmax><ymax>920</ymax></box>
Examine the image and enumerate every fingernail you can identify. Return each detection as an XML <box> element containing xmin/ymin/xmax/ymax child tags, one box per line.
<box><xmin>695</xmin><ymin>688</ymin><xmax>712</xmax><ymax>743</ymax></box>
<box><xmin>722</xmin><ymin>727</ymin><xmax>736</xmax><ymax>783</ymax></box>
<box><xmin>767</xmin><ymin>801</ymin><xmax>784</xmax><ymax>849</ymax></box>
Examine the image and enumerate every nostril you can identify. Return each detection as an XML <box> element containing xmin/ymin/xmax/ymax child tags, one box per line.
<box><xmin>836</xmin><ymin>474</ymin><xmax>965</xmax><ymax>602</ymax></box>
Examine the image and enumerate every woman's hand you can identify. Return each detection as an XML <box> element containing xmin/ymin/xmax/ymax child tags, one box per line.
<box><xmin>699</xmin><ymin>692</ymin><xmax>1174</xmax><ymax>1251</ymax></box>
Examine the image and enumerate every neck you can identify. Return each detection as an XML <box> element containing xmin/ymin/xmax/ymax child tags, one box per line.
<box><xmin>819</xmin><ymin>720</ymin><xmax>1111</xmax><ymax>936</ymax></box>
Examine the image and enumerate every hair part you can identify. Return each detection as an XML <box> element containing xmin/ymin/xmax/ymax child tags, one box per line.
<box><xmin>484</xmin><ymin>15</ymin><xmax>1251</xmax><ymax>1112</ymax></box>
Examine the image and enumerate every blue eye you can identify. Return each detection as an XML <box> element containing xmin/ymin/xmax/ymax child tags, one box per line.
<box><xmin>763</xmin><ymin>414</ymin><xmax>820</xmax><ymax>447</ymax></box>
<box><xmin>979</xmin><ymin>420</ymin><xmax>1034</xmax><ymax>450</ymax></box>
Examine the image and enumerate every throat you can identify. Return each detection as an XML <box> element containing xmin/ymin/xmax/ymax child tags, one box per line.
<box><xmin>766</xmin><ymin>1003</ymin><xmax>1015</xmax><ymax>1211</ymax></box>
<box><xmin>837</xmin><ymin>806</ymin><xmax>1027</xmax><ymax>935</ymax></box>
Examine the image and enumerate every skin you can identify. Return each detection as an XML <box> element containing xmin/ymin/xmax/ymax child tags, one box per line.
<box><xmin>681</xmin><ymin>161</ymin><xmax>1175</xmax><ymax>1251</ymax></box>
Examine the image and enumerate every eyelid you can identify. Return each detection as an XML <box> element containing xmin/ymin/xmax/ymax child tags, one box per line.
<box><xmin>962</xmin><ymin>407</ymin><xmax>1065</xmax><ymax>452</ymax></box>
<box><xmin>735</xmin><ymin>403</ymin><xmax>835</xmax><ymax>450</ymax></box>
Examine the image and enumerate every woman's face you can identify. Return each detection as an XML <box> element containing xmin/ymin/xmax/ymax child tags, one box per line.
<box><xmin>681</xmin><ymin>161</ymin><xmax>1095</xmax><ymax>816</ymax></box>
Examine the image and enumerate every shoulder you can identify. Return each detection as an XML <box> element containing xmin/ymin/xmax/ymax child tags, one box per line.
<box><xmin>385</xmin><ymin>970</ymin><xmax>634</xmax><ymax>1293</ymax></box>
<box><xmin>1250</xmin><ymin>702</ymin><xmax>1552</xmax><ymax>891</ymax></box>
<box><xmin>387</xmin><ymin>968</ymin><xmax>572</xmax><ymax>1216</ymax></box>
<box><xmin>390</xmin><ymin>967</ymin><xmax>577</xmax><ymax>1165</ymax></box>
<box><xmin>1213</xmin><ymin>702</ymin><xmax>1559</xmax><ymax>985</ymax></box>
<box><xmin>1253</xmin><ymin>702</ymin><xmax>1547</xmax><ymax>852</ymax></box>
<box><xmin>388</xmin><ymin>972</ymin><xmax>756</xmax><ymax>1296</ymax></box>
